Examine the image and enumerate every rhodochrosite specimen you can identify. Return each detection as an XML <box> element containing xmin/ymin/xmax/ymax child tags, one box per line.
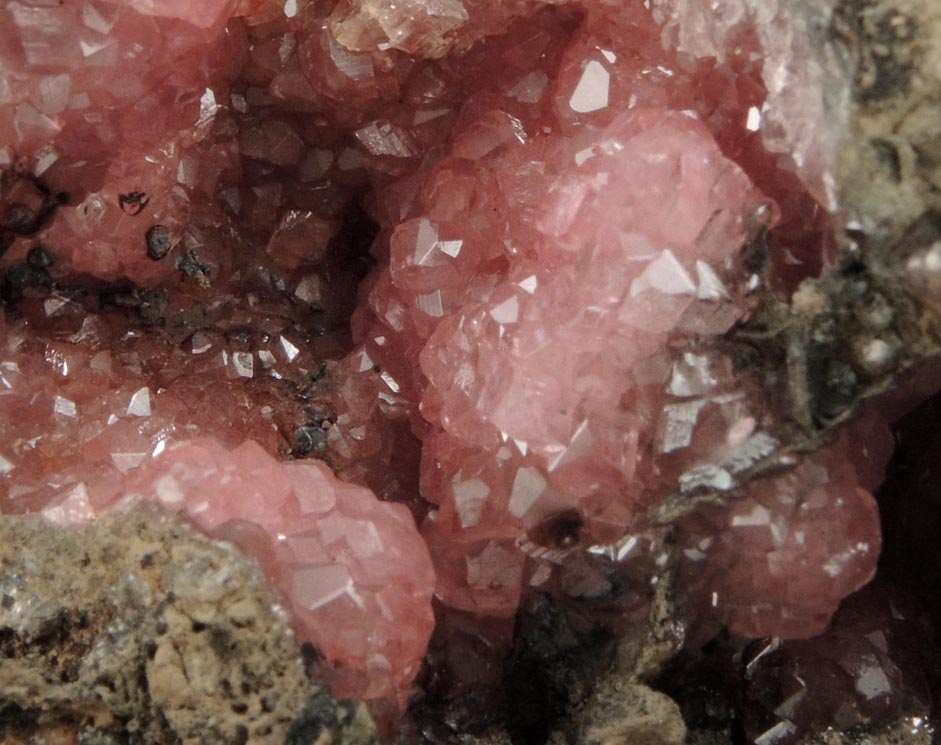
<box><xmin>0</xmin><ymin>0</ymin><xmax>892</xmax><ymax>726</ymax></box>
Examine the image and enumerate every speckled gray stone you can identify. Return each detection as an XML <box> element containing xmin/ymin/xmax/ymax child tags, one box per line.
<box><xmin>0</xmin><ymin>512</ymin><xmax>378</xmax><ymax>745</ymax></box>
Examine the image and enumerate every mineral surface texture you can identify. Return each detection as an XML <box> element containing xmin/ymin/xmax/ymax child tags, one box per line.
<box><xmin>42</xmin><ymin>437</ymin><xmax>436</xmax><ymax>708</ymax></box>
<box><xmin>0</xmin><ymin>511</ymin><xmax>378</xmax><ymax>745</ymax></box>
<box><xmin>1</xmin><ymin>0</ymin><xmax>935</xmax><ymax>739</ymax></box>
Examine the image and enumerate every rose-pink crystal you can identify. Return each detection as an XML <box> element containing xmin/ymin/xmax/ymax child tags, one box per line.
<box><xmin>43</xmin><ymin>436</ymin><xmax>435</xmax><ymax>707</ymax></box>
<box><xmin>677</xmin><ymin>413</ymin><xmax>891</xmax><ymax>639</ymax></box>
<box><xmin>309</xmin><ymin>0</ymin><xmax>877</xmax><ymax>635</ymax></box>
<box><xmin>407</xmin><ymin>107</ymin><xmax>768</xmax><ymax>616</ymax></box>
<box><xmin>0</xmin><ymin>1</ymin><xmax>244</xmax><ymax>283</ymax></box>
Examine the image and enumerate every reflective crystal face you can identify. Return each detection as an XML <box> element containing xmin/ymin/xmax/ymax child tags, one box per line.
<box><xmin>0</xmin><ymin>0</ymin><xmax>886</xmax><ymax>724</ymax></box>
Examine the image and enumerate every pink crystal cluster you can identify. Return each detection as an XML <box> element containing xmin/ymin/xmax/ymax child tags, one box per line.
<box><xmin>0</xmin><ymin>0</ymin><xmax>887</xmax><ymax>716</ymax></box>
<box><xmin>677</xmin><ymin>412</ymin><xmax>892</xmax><ymax>639</ymax></box>
<box><xmin>338</xmin><ymin>0</ymin><xmax>877</xmax><ymax>633</ymax></box>
<box><xmin>411</xmin><ymin>108</ymin><xmax>769</xmax><ymax>616</ymax></box>
<box><xmin>0</xmin><ymin>0</ymin><xmax>242</xmax><ymax>282</ymax></box>
<box><xmin>0</xmin><ymin>306</ymin><xmax>314</xmax><ymax>512</ymax></box>
<box><xmin>42</xmin><ymin>436</ymin><xmax>435</xmax><ymax>707</ymax></box>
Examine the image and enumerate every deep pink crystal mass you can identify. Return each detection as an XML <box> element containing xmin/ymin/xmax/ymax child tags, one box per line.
<box><xmin>0</xmin><ymin>0</ymin><xmax>890</xmax><ymax>719</ymax></box>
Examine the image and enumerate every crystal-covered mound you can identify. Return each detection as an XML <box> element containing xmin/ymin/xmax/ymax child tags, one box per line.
<box><xmin>42</xmin><ymin>436</ymin><xmax>436</xmax><ymax>707</ymax></box>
